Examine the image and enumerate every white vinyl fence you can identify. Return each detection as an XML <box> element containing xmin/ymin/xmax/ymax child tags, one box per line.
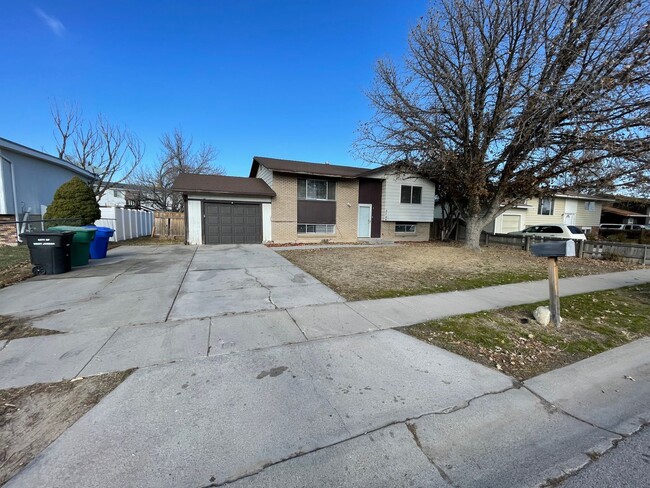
<box><xmin>95</xmin><ymin>207</ymin><xmax>153</xmax><ymax>242</ymax></box>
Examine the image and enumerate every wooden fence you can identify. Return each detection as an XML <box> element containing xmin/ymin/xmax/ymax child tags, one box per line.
<box><xmin>480</xmin><ymin>233</ymin><xmax>649</xmax><ymax>265</ymax></box>
<box><xmin>153</xmin><ymin>211</ymin><xmax>185</xmax><ymax>239</ymax></box>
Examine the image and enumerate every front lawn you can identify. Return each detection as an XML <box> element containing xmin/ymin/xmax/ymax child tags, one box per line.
<box><xmin>0</xmin><ymin>245</ymin><xmax>31</xmax><ymax>288</ymax></box>
<box><xmin>279</xmin><ymin>242</ymin><xmax>639</xmax><ymax>301</ymax></box>
<box><xmin>404</xmin><ymin>284</ymin><xmax>650</xmax><ymax>380</ymax></box>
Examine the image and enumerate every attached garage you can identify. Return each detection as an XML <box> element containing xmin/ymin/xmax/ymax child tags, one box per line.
<box><xmin>494</xmin><ymin>208</ymin><xmax>528</xmax><ymax>234</ymax></box>
<box><xmin>172</xmin><ymin>174</ymin><xmax>275</xmax><ymax>245</ymax></box>
<box><xmin>204</xmin><ymin>202</ymin><xmax>262</xmax><ymax>244</ymax></box>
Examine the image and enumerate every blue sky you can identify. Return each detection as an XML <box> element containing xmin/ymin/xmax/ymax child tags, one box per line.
<box><xmin>0</xmin><ymin>1</ymin><xmax>429</xmax><ymax>177</ymax></box>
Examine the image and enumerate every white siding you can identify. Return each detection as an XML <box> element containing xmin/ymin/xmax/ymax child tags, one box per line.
<box><xmin>262</xmin><ymin>203</ymin><xmax>272</xmax><ymax>242</ymax></box>
<box><xmin>0</xmin><ymin>147</ymin><xmax>93</xmax><ymax>216</ymax></box>
<box><xmin>187</xmin><ymin>199</ymin><xmax>202</xmax><ymax>245</ymax></box>
<box><xmin>98</xmin><ymin>188</ymin><xmax>128</xmax><ymax>207</ymax></box>
<box><xmin>369</xmin><ymin>170</ymin><xmax>435</xmax><ymax>222</ymax></box>
<box><xmin>256</xmin><ymin>164</ymin><xmax>273</xmax><ymax>188</ymax></box>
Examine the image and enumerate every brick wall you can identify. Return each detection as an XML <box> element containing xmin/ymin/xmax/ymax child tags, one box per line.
<box><xmin>270</xmin><ymin>174</ymin><xmax>299</xmax><ymax>243</ymax></box>
<box><xmin>0</xmin><ymin>215</ymin><xmax>18</xmax><ymax>246</ymax></box>
<box><xmin>381</xmin><ymin>221</ymin><xmax>430</xmax><ymax>241</ymax></box>
<box><xmin>270</xmin><ymin>176</ymin><xmax>360</xmax><ymax>243</ymax></box>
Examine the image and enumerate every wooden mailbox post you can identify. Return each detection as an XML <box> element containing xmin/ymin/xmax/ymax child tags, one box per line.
<box><xmin>531</xmin><ymin>240</ymin><xmax>576</xmax><ymax>327</ymax></box>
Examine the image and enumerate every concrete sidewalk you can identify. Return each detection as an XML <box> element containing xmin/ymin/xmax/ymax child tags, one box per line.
<box><xmin>5</xmin><ymin>332</ymin><xmax>649</xmax><ymax>488</ymax></box>
<box><xmin>1</xmin><ymin>268</ymin><xmax>649</xmax><ymax>389</ymax></box>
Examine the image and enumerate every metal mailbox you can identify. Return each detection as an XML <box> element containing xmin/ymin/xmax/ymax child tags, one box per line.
<box><xmin>531</xmin><ymin>240</ymin><xmax>576</xmax><ymax>258</ymax></box>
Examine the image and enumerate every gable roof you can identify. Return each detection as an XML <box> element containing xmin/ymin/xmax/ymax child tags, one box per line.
<box><xmin>601</xmin><ymin>206</ymin><xmax>648</xmax><ymax>218</ymax></box>
<box><xmin>172</xmin><ymin>173</ymin><xmax>276</xmax><ymax>197</ymax></box>
<box><xmin>554</xmin><ymin>192</ymin><xmax>614</xmax><ymax>202</ymax></box>
<box><xmin>0</xmin><ymin>137</ymin><xmax>95</xmax><ymax>179</ymax></box>
<box><xmin>251</xmin><ymin>156</ymin><xmax>371</xmax><ymax>179</ymax></box>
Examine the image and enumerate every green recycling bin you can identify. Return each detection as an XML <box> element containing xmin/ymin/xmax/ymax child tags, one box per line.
<box><xmin>48</xmin><ymin>226</ymin><xmax>97</xmax><ymax>267</ymax></box>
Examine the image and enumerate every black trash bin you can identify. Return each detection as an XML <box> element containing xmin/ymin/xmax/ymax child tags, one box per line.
<box><xmin>21</xmin><ymin>231</ymin><xmax>75</xmax><ymax>275</ymax></box>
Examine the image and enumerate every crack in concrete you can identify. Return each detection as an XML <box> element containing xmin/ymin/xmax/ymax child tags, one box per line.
<box><xmin>75</xmin><ymin>327</ymin><xmax>120</xmax><ymax>377</ymax></box>
<box><xmin>406</xmin><ymin>422</ymin><xmax>460</xmax><ymax>488</ymax></box>
<box><xmin>297</xmin><ymin>347</ymin><xmax>352</xmax><ymax>437</ymax></box>
<box><xmin>286</xmin><ymin>310</ymin><xmax>309</xmax><ymax>341</ymax></box>
<box><xmin>165</xmin><ymin>246</ymin><xmax>199</xmax><ymax>322</ymax></box>
<box><xmin>194</xmin><ymin>385</ymin><xmax>517</xmax><ymax>488</ymax></box>
<box><xmin>243</xmin><ymin>268</ymin><xmax>278</xmax><ymax>310</ymax></box>
<box><xmin>206</xmin><ymin>318</ymin><xmax>212</xmax><ymax>357</ymax></box>
<box><xmin>520</xmin><ymin>383</ymin><xmax>627</xmax><ymax>437</ymax></box>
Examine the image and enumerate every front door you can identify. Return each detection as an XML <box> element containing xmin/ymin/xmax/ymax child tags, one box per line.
<box><xmin>358</xmin><ymin>204</ymin><xmax>372</xmax><ymax>238</ymax></box>
<box><xmin>564</xmin><ymin>199</ymin><xmax>577</xmax><ymax>225</ymax></box>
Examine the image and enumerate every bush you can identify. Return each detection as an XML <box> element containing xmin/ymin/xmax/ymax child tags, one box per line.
<box><xmin>44</xmin><ymin>177</ymin><xmax>100</xmax><ymax>227</ymax></box>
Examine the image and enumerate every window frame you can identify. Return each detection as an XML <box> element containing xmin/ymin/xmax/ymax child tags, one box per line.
<box><xmin>538</xmin><ymin>197</ymin><xmax>554</xmax><ymax>215</ymax></box>
<box><xmin>584</xmin><ymin>201</ymin><xmax>596</xmax><ymax>211</ymax></box>
<box><xmin>298</xmin><ymin>178</ymin><xmax>336</xmax><ymax>201</ymax></box>
<box><xmin>395</xmin><ymin>222</ymin><xmax>416</xmax><ymax>233</ymax></box>
<box><xmin>400</xmin><ymin>185</ymin><xmax>422</xmax><ymax>204</ymax></box>
<box><xmin>297</xmin><ymin>223</ymin><xmax>336</xmax><ymax>234</ymax></box>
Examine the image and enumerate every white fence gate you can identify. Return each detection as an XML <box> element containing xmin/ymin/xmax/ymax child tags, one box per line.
<box><xmin>95</xmin><ymin>207</ymin><xmax>153</xmax><ymax>242</ymax></box>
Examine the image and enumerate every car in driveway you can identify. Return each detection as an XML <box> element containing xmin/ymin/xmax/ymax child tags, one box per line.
<box><xmin>508</xmin><ymin>224</ymin><xmax>587</xmax><ymax>240</ymax></box>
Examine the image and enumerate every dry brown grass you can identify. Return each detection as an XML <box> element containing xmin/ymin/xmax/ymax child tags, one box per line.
<box><xmin>0</xmin><ymin>370</ymin><xmax>133</xmax><ymax>485</ymax></box>
<box><xmin>279</xmin><ymin>242</ymin><xmax>639</xmax><ymax>301</ymax></box>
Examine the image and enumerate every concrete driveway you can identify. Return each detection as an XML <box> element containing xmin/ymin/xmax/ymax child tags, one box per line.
<box><xmin>0</xmin><ymin>244</ymin><xmax>343</xmax><ymax>333</ymax></box>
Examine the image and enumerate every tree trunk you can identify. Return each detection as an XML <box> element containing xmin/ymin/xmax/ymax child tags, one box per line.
<box><xmin>464</xmin><ymin>215</ymin><xmax>485</xmax><ymax>251</ymax></box>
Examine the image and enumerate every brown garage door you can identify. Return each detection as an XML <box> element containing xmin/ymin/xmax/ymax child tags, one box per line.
<box><xmin>204</xmin><ymin>202</ymin><xmax>262</xmax><ymax>244</ymax></box>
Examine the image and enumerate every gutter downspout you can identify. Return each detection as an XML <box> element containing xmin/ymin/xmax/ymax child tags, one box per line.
<box><xmin>0</xmin><ymin>152</ymin><xmax>22</xmax><ymax>243</ymax></box>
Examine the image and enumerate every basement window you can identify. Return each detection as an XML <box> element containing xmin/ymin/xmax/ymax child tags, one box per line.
<box><xmin>395</xmin><ymin>223</ymin><xmax>416</xmax><ymax>233</ymax></box>
<box><xmin>297</xmin><ymin>224</ymin><xmax>335</xmax><ymax>234</ymax></box>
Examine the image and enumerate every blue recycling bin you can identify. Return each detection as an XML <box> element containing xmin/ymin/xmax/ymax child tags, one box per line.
<box><xmin>85</xmin><ymin>225</ymin><xmax>115</xmax><ymax>259</ymax></box>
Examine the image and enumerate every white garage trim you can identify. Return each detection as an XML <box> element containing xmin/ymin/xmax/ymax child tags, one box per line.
<box><xmin>262</xmin><ymin>203</ymin><xmax>272</xmax><ymax>242</ymax></box>
<box><xmin>187</xmin><ymin>200</ymin><xmax>203</xmax><ymax>245</ymax></box>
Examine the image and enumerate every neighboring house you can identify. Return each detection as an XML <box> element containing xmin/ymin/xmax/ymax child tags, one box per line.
<box><xmin>0</xmin><ymin>137</ymin><xmax>95</xmax><ymax>245</ymax></box>
<box><xmin>435</xmin><ymin>193</ymin><xmax>612</xmax><ymax>236</ymax></box>
<box><xmin>599</xmin><ymin>195</ymin><xmax>650</xmax><ymax>226</ymax></box>
<box><xmin>487</xmin><ymin>194</ymin><xmax>613</xmax><ymax>235</ymax></box>
<box><xmin>98</xmin><ymin>182</ymin><xmax>146</xmax><ymax>209</ymax></box>
<box><xmin>172</xmin><ymin>156</ymin><xmax>436</xmax><ymax>245</ymax></box>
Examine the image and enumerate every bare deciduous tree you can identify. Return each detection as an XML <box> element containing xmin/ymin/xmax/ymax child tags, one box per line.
<box><xmin>132</xmin><ymin>128</ymin><xmax>224</xmax><ymax>211</ymax></box>
<box><xmin>52</xmin><ymin>102</ymin><xmax>144</xmax><ymax>200</ymax></box>
<box><xmin>356</xmin><ymin>0</ymin><xmax>650</xmax><ymax>249</ymax></box>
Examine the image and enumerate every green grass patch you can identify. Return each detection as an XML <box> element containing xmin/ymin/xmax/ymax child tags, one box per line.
<box><xmin>404</xmin><ymin>284</ymin><xmax>650</xmax><ymax>380</ymax></box>
<box><xmin>0</xmin><ymin>245</ymin><xmax>29</xmax><ymax>270</ymax></box>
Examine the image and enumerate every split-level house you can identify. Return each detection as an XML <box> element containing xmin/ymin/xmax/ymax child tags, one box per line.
<box><xmin>485</xmin><ymin>193</ymin><xmax>614</xmax><ymax>235</ymax></box>
<box><xmin>172</xmin><ymin>156</ymin><xmax>436</xmax><ymax>245</ymax></box>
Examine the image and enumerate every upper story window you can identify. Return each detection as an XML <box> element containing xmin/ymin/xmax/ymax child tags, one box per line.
<box><xmin>400</xmin><ymin>185</ymin><xmax>422</xmax><ymax>204</ymax></box>
<box><xmin>113</xmin><ymin>190</ymin><xmax>123</xmax><ymax>198</ymax></box>
<box><xmin>584</xmin><ymin>201</ymin><xmax>596</xmax><ymax>211</ymax></box>
<box><xmin>298</xmin><ymin>178</ymin><xmax>336</xmax><ymax>201</ymax></box>
<box><xmin>538</xmin><ymin>197</ymin><xmax>554</xmax><ymax>215</ymax></box>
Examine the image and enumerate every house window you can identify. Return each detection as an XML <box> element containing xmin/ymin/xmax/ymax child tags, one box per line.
<box><xmin>538</xmin><ymin>197</ymin><xmax>554</xmax><ymax>215</ymax></box>
<box><xmin>113</xmin><ymin>190</ymin><xmax>123</xmax><ymax>198</ymax></box>
<box><xmin>400</xmin><ymin>185</ymin><xmax>422</xmax><ymax>204</ymax></box>
<box><xmin>297</xmin><ymin>179</ymin><xmax>336</xmax><ymax>201</ymax></box>
<box><xmin>395</xmin><ymin>223</ymin><xmax>416</xmax><ymax>233</ymax></box>
<box><xmin>297</xmin><ymin>224</ymin><xmax>335</xmax><ymax>234</ymax></box>
<box><xmin>584</xmin><ymin>201</ymin><xmax>595</xmax><ymax>211</ymax></box>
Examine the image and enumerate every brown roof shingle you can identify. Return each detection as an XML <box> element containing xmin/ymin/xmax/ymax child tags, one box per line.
<box><xmin>251</xmin><ymin>156</ymin><xmax>371</xmax><ymax>178</ymax></box>
<box><xmin>172</xmin><ymin>173</ymin><xmax>276</xmax><ymax>197</ymax></box>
